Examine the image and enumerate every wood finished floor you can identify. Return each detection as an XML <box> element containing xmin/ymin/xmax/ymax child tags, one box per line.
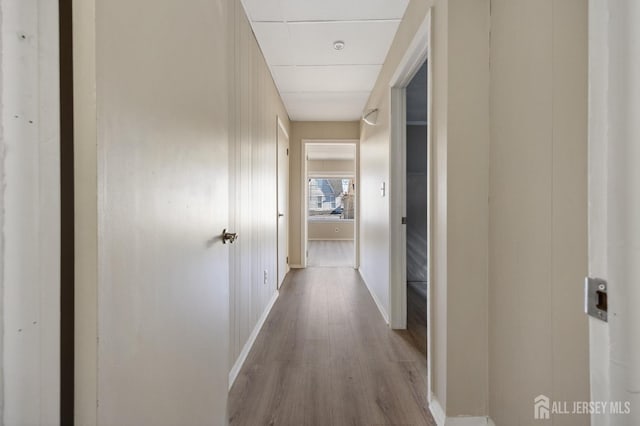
<box><xmin>228</xmin><ymin>267</ymin><xmax>435</xmax><ymax>426</ymax></box>
<box><xmin>307</xmin><ymin>240</ymin><xmax>354</xmax><ymax>267</ymax></box>
<box><xmin>407</xmin><ymin>282</ymin><xmax>428</xmax><ymax>357</ymax></box>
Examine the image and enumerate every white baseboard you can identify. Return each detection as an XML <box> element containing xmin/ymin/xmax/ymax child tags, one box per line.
<box><xmin>430</xmin><ymin>396</ymin><xmax>446</xmax><ymax>425</ymax></box>
<box><xmin>358</xmin><ymin>270</ymin><xmax>389</xmax><ymax>324</ymax></box>
<box><xmin>289</xmin><ymin>264</ymin><xmax>304</xmax><ymax>269</ymax></box>
<box><xmin>430</xmin><ymin>396</ymin><xmax>494</xmax><ymax>426</ymax></box>
<box><xmin>228</xmin><ymin>290</ymin><xmax>279</xmax><ymax>390</ymax></box>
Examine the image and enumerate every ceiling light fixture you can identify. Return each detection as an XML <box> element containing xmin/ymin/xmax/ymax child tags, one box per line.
<box><xmin>333</xmin><ymin>40</ymin><xmax>345</xmax><ymax>51</ymax></box>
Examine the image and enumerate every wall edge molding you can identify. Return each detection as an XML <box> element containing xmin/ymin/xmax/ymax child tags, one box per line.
<box><xmin>429</xmin><ymin>396</ymin><xmax>493</xmax><ymax>426</ymax></box>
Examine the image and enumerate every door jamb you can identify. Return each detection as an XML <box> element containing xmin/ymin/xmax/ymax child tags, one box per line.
<box><xmin>276</xmin><ymin>116</ymin><xmax>289</xmax><ymax>288</ymax></box>
<box><xmin>388</xmin><ymin>7</ymin><xmax>433</xmax><ymax>397</ymax></box>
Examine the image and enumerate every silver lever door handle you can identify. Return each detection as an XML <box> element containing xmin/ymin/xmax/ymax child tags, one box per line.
<box><xmin>222</xmin><ymin>229</ymin><xmax>238</xmax><ymax>244</ymax></box>
<box><xmin>278</xmin><ymin>213</ymin><xmax>285</xmax><ymax>217</ymax></box>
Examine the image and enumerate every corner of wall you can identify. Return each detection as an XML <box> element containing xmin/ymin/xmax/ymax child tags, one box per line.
<box><xmin>358</xmin><ymin>270</ymin><xmax>389</xmax><ymax>324</ymax></box>
<box><xmin>430</xmin><ymin>395</ymin><xmax>494</xmax><ymax>426</ymax></box>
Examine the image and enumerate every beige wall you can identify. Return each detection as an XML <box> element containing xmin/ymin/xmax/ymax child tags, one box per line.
<box><xmin>73</xmin><ymin>0</ymin><xmax>98</xmax><ymax>422</ymax></box>
<box><xmin>360</xmin><ymin>0</ymin><xmax>490</xmax><ymax>417</ymax></box>
<box><xmin>228</xmin><ymin>1</ymin><xmax>290</xmax><ymax>377</ymax></box>
<box><xmin>489</xmin><ymin>1</ymin><xmax>589</xmax><ymax>424</ymax></box>
<box><xmin>308</xmin><ymin>159</ymin><xmax>354</xmax><ymax>174</ymax></box>
<box><xmin>288</xmin><ymin>122</ymin><xmax>359</xmax><ymax>266</ymax></box>
<box><xmin>360</xmin><ymin>0</ymin><xmax>588</xmax><ymax>422</ymax></box>
<box><xmin>308</xmin><ymin>221</ymin><xmax>354</xmax><ymax>240</ymax></box>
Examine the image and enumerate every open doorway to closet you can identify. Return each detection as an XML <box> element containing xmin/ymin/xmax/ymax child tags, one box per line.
<box><xmin>302</xmin><ymin>141</ymin><xmax>358</xmax><ymax>268</ymax></box>
<box><xmin>405</xmin><ymin>61</ymin><xmax>428</xmax><ymax>355</ymax></box>
<box><xmin>388</xmin><ymin>11</ymin><xmax>432</xmax><ymax>371</ymax></box>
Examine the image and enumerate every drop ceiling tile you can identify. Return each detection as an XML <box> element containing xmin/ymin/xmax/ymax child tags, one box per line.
<box><xmin>241</xmin><ymin>0</ymin><xmax>284</xmax><ymax>22</ymax></box>
<box><xmin>251</xmin><ymin>23</ymin><xmax>294</xmax><ymax>66</ymax></box>
<box><xmin>272</xmin><ymin>65</ymin><xmax>382</xmax><ymax>93</ymax></box>
<box><xmin>243</xmin><ymin>0</ymin><xmax>408</xmax><ymax>121</ymax></box>
<box><xmin>282</xmin><ymin>0</ymin><xmax>409</xmax><ymax>22</ymax></box>
<box><xmin>282</xmin><ymin>92</ymin><xmax>370</xmax><ymax>121</ymax></box>
<box><xmin>288</xmin><ymin>20</ymin><xmax>400</xmax><ymax>65</ymax></box>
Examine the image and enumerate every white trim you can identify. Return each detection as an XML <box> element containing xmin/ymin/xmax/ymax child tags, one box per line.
<box><xmin>388</xmin><ymin>7</ymin><xmax>434</xmax><ymax>403</ymax></box>
<box><xmin>228</xmin><ymin>290</ymin><xmax>279</xmax><ymax>390</ymax></box>
<box><xmin>276</xmin><ymin>115</ymin><xmax>289</xmax><ymax>289</ymax></box>
<box><xmin>430</xmin><ymin>397</ymin><xmax>494</xmax><ymax>426</ymax></box>
<box><xmin>277</xmin><ymin>115</ymin><xmax>289</xmax><ymax>140</ymax></box>
<box><xmin>302</xmin><ymin>141</ymin><xmax>308</xmax><ymax>267</ymax></box>
<box><xmin>390</xmin><ymin>10</ymin><xmax>432</xmax><ymax>87</ymax></box>
<box><xmin>430</xmin><ymin>397</ymin><xmax>447</xmax><ymax>426</ymax></box>
<box><xmin>359</xmin><ymin>271</ymin><xmax>389</xmax><ymax>324</ymax></box>
<box><xmin>388</xmin><ymin>8</ymin><xmax>432</xmax><ymax>328</ymax></box>
<box><xmin>425</xmin><ymin>10</ymin><xmax>435</xmax><ymax>405</ymax></box>
<box><xmin>289</xmin><ymin>264</ymin><xmax>304</xmax><ymax>269</ymax></box>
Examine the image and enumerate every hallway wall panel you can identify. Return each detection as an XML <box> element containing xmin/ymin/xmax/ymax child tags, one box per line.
<box><xmin>489</xmin><ymin>0</ymin><xmax>589</xmax><ymax>424</ymax></box>
<box><xmin>228</xmin><ymin>0</ymin><xmax>291</xmax><ymax>375</ymax></box>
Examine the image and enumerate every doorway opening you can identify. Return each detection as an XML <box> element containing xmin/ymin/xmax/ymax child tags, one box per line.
<box><xmin>388</xmin><ymin>9</ymin><xmax>432</xmax><ymax>398</ymax></box>
<box><xmin>405</xmin><ymin>61</ymin><xmax>428</xmax><ymax>356</ymax></box>
<box><xmin>302</xmin><ymin>141</ymin><xmax>358</xmax><ymax>268</ymax></box>
<box><xmin>276</xmin><ymin>117</ymin><xmax>289</xmax><ymax>288</ymax></box>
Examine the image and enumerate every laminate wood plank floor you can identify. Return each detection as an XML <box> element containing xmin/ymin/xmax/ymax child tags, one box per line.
<box><xmin>228</xmin><ymin>267</ymin><xmax>436</xmax><ymax>426</ymax></box>
<box><xmin>407</xmin><ymin>282</ymin><xmax>428</xmax><ymax>357</ymax></box>
<box><xmin>307</xmin><ymin>240</ymin><xmax>354</xmax><ymax>267</ymax></box>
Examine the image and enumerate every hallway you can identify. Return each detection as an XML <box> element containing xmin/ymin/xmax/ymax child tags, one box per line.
<box><xmin>3</xmin><ymin>0</ymin><xmax>609</xmax><ymax>423</ymax></box>
<box><xmin>228</xmin><ymin>267</ymin><xmax>435</xmax><ymax>425</ymax></box>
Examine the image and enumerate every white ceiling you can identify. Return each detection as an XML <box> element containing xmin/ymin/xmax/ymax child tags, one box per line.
<box><xmin>307</xmin><ymin>144</ymin><xmax>355</xmax><ymax>161</ymax></box>
<box><xmin>241</xmin><ymin>0</ymin><xmax>410</xmax><ymax>121</ymax></box>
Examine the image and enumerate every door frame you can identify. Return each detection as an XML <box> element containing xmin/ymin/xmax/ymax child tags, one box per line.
<box><xmin>388</xmin><ymin>7</ymin><xmax>433</xmax><ymax>393</ymax></box>
<box><xmin>276</xmin><ymin>116</ymin><xmax>289</xmax><ymax>288</ymax></box>
<box><xmin>302</xmin><ymin>140</ymin><xmax>359</xmax><ymax>269</ymax></box>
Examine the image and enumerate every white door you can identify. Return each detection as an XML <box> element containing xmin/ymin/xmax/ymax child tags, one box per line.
<box><xmin>277</xmin><ymin>118</ymin><xmax>289</xmax><ymax>288</ymax></box>
<box><xmin>94</xmin><ymin>0</ymin><xmax>231</xmax><ymax>424</ymax></box>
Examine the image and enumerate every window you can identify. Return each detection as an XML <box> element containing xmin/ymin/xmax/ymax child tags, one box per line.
<box><xmin>308</xmin><ymin>178</ymin><xmax>354</xmax><ymax>221</ymax></box>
